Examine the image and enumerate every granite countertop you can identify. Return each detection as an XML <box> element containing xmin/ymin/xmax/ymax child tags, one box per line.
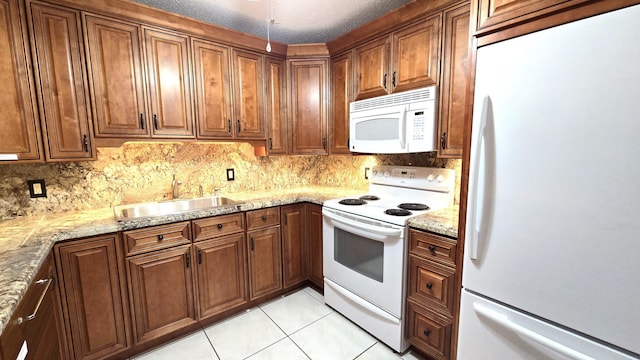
<box><xmin>0</xmin><ymin>186</ymin><xmax>459</xmax><ymax>335</ymax></box>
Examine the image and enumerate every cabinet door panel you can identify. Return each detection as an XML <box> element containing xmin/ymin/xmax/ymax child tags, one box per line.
<box><xmin>438</xmin><ymin>4</ymin><xmax>470</xmax><ymax>158</ymax></box>
<box><xmin>55</xmin><ymin>234</ymin><xmax>130</xmax><ymax>360</ymax></box>
<box><xmin>195</xmin><ymin>234</ymin><xmax>247</xmax><ymax>319</ymax></box>
<box><xmin>289</xmin><ymin>59</ymin><xmax>328</xmax><ymax>155</ymax></box>
<box><xmin>478</xmin><ymin>0</ymin><xmax>572</xmax><ymax>30</ymax></box>
<box><xmin>354</xmin><ymin>36</ymin><xmax>389</xmax><ymax>100</ymax></box>
<box><xmin>127</xmin><ymin>245</ymin><xmax>196</xmax><ymax>344</ymax></box>
<box><xmin>266</xmin><ymin>57</ymin><xmax>287</xmax><ymax>154</ymax></box>
<box><xmin>330</xmin><ymin>52</ymin><xmax>351</xmax><ymax>154</ymax></box>
<box><xmin>392</xmin><ymin>16</ymin><xmax>441</xmax><ymax>93</ymax></box>
<box><xmin>0</xmin><ymin>0</ymin><xmax>42</xmax><ymax>162</ymax></box>
<box><xmin>29</xmin><ymin>3</ymin><xmax>94</xmax><ymax>160</ymax></box>
<box><xmin>84</xmin><ymin>15</ymin><xmax>148</xmax><ymax>137</ymax></box>
<box><xmin>145</xmin><ymin>28</ymin><xmax>194</xmax><ymax>138</ymax></box>
<box><xmin>233</xmin><ymin>49</ymin><xmax>265</xmax><ymax>138</ymax></box>
<box><xmin>281</xmin><ymin>204</ymin><xmax>306</xmax><ymax>288</ymax></box>
<box><xmin>192</xmin><ymin>39</ymin><xmax>233</xmax><ymax>139</ymax></box>
<box><xmin>247</xmin><ymin>227</ymin><xmax>282</xmax><ymax>300</ymax></box>
<box><xmin>306</xmin><ymin>204</ymin><xmax>323</xmax><ymax>289</ymax></box>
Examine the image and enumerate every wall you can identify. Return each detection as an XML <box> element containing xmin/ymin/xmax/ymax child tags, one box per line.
<box><xmin>0</xmin><ymin>142</ymin><xmax>461</xmax><ymax>219</ymax></box>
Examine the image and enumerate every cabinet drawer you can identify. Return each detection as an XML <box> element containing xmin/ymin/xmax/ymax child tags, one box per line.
<box><xmin>408</xmin><ymin>255</ymin><xmax>455</xmax><ymax>314</ymax></box>
<box><xmin>409</xmin><ymin>229</ymin><xmax>457</xmax><ymax>266</ymax></box>
<box><xmin>246</xmin><ymin>208</ymin><xmax>280</xmax><ymax>230</ymax></box>
<box><xmin>123</xmin><ymin>221</ymin><xmax>191</xmax><ymax>256</ymax></box>
<box><xmin>406</xmin><ymin>300</ymin><xmax>452</xmax><ymax>360</ymax></box>
<box><xmin>192</xmin><ymin>213</ymin><xmax>245</xmax><ymax>241</ymax></box>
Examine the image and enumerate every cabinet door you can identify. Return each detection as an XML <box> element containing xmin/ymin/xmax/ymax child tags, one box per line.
<box><xmin>438</xmin><ymin>4</ymin><xmax>470</xmax><ymax>158</ymax></box>
<box><xmin>306</xmin><ymin>203</ymin><xmax>323</xmax><ymax>289</ymax></box>
<box><xmin>232</xmin><ymin>49</ymin><xmax>265</xmax><ymax>139</ymax></box>
<box><xmin>55</xmin><ymin>234</ymin><xmax>130</xmax><ymax>360</ymax></box>
<box><xmin>0</xmin><ymin>0</ymin><xmax>42</xmax><ymax>162</ymax></box>
<box><xmin>144</xmin><ymin>27</ymin><xmax>194</xmax><ymax>138</ymax></box>
<box><xmin>247</xmin><ymin>227</ymin><xmax>282</xmax><ymax>300</ymax></box>
<box><xmin>281</xmin><ymin>204</ymin><xmax>306</xmax><ymax>288</ymax></box>
<box><xmin>330</xmin><ymin>52</ymin><xmax>351</xmax><ymax>154</ymax></box>
<box><xmin>192</xmin><ymin>39</ymin><xmax>233</xmax><ymax>139</ymax></box>
<box><xmin>289</xmin><ymin>59</ymin><xmax>329</xmax><ymax>155</ymax></box>
<box><xmin>266</xmin><ymin>57</ymin><xmax>288</xmax><ymax>154</ymax></box>
<box><xmin>477</xmin><ymin>0</ymin><xmax>572</xmax><ymax>31</ymax></box>
<box><xmin>84</xmin><ymin>15</ymin><xmax>148</xmax><ymax>138</ymax></box>
<box><xmin>195</xmin><ymin>234</ymin><xmax>248</xmax><ymax>319</ymax></box>
<box><xmin>127</xmin><ymin>244</ymin><xmax>197</xmax><ymax>344</ymax></box>
<box><xmin>391</xmin><ymin>16</ymin><xmax>441</xmax><ymax>93</ymax></box>
<box><xmin>29</xmin><ymin>3</ymin><xmax>94</xmax><ymax>161</ymax></box>
<box><xmin>354</xmin><ymin>36</ymin><xmax>389</xmax><ymax>100</ymax></box>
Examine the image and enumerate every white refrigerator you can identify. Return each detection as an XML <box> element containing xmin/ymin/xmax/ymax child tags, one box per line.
<box><xmin>458</xmin><ymin>4</ymin><xmax>640</xmax><ymax>360</ymax></box>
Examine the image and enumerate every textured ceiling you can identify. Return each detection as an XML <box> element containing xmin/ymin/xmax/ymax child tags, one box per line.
<box><xmin>129</xmin><ymin>0</ymin><xmax>414</xmax><ymax>44</ymax></box>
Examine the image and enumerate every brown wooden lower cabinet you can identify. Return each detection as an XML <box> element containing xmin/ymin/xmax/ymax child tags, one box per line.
<box><xmin>306</xmin><ymin>203</ymin><xmax>324</xmax><ymax>289</ymax></box>
<box><xmin>247</xmin><ymin>226</ymin><xmax>282</xmax><ymax>300</ymax></box>
<box><xmin>55</xmin><ymin>234</ymin><xmax>130</xmax><ymax>360</ymax></box>
<box><xmin>406</xmin><ymin>300</ymin><xmax>452</xmax><ymax>360</ymax></box>
<box><xmin>194</xmin><ymin>233</ymin><xmax>248</xmax><ymax>319</ymax></box>
<box><xmin>0</xmin><ymin>252</ymin><xmax>64</xmax><ymax>360</ymax></box>
<box><xmin>126</xmin><ymin>244</ymin><xmax>197</xmax><ymax>344</ymax></box>
<box><xmin>281</xmin><ymin>204</ymin><xmax>307</xmax><ymax>288</ymax></box>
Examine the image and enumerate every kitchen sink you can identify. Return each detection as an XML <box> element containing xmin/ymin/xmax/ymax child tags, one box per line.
<box><xmin>113</xmin><ymin>196</ymin><xmax>243</xmax><ymax>221</ymax></box>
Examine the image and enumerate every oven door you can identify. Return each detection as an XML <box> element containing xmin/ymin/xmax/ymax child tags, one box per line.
<box><xmin>322</xmin><ymin>207</ymin><xmax>406</xmax><ymax>318</ymax></box>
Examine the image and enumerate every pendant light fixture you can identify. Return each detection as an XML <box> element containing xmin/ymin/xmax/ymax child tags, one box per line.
<box><xmin>265</xmin><ymin>0</ymin><xmax>274</xmax><ymax>52</ymax></box>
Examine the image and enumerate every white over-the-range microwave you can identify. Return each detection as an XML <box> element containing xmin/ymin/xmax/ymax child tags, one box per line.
<box><xmin>349</xmin><ymin>86</ymin><xmax>437</xmax><ymax>154</ymax></box>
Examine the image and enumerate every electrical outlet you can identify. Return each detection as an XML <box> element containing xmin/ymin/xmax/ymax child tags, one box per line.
<box><xmin>365</xmin><ymin>167</ymin><xmax>370</xmax><ymax>180</ymax></box>
<box><xmin>226</xmin><ymin>168</ymin><xmax>235</xmax><ymax>181</ymax></box>
<box><xmin>27</xmin><ymin>179</ymin><xmax>47</xmax><ymax>198</ymax></box>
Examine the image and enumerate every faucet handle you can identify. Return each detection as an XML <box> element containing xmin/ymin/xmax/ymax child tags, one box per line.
<box><xmin>214</xmin><ymin>188</ymin><xmax>221</xmax><ymax>197</ymax></box>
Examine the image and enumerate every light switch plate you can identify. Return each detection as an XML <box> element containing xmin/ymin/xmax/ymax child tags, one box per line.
<box><xmin>226</xmin><ymin>168</ymin><xmax>235</xmax><ymax>181</ymax></box>
<box><xmin>27</xmin><ymin>179</ymin><xmax>47</xmax><ymax>198</ymax></box>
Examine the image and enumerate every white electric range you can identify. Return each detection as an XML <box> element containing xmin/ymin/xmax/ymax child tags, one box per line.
<box><xmin>322</xmin><ymin>166</ymin><xmax>455</xmax><ymax>352</ymax></box>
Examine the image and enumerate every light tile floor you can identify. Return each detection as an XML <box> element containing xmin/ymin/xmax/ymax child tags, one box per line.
<box><xmin>132</xmin><ymin>287</ymin><xmax>424</xmax><ymax>360</ymax></box>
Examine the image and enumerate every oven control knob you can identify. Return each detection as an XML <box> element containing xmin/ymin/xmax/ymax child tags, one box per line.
<box><xmin>427</xmin><ymin>174</ymin><xmax>435</xmax><ymax>182</ymax></box>
<box><xmin>436</xmin><ymin>175</ymin><xmax>445</xmax><ymax>183</ymax></box>
<box><xmin>384</xmin><ymin>171</ymin><xmax>391</xmax><ymax>177</ymax></box>
<box><xmin>372</xmin><ymin>170</ymin><xmax>378</xmax><ymax>177</ymax></box>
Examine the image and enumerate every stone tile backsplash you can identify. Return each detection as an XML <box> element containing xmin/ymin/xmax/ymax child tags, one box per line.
<box><xmin>0</xmin><ymin>142</ymin><xmax>460</xmax><ymax>219</ymax></box>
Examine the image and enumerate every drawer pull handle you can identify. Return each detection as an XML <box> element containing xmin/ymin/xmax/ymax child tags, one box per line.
<box><xmin>261</xmin><ymin>215</ymin><xmax>267</xmax><ymax>221</ymax></box>
<box><xmin>426</xmin><ymin>283</ymin><xmax>433</xmax><ymax>290</ymax></box>
<box><xmin>428</xmin><ymin>245</ymin><xmax>436</xmax><ymax>253</ymax></box>
<box><xmin>217</xmin><ymin>223</ymin><xmax>223</xmax><ymax>230</ymax></box>
<box><xmin>157</xmin><ymin>234</ymin><xmax>164</xmax><ymax>241</ymax></box>
<box><xmin>17</xmin><ymin>278</ymin><xmax>53</xmax><ymax>325</ymax></box>
<box><xmin>423</xmin><ymin>329</ymin><xmax>431</xmax><ymax>337</ymax></box>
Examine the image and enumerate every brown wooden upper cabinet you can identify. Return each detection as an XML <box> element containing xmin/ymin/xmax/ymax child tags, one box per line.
<box><xmin>84</xmin><ymin>14</ymin><xmax>149</xmax><ymax>138</ymax></box>
<box><xmin>354</xmin><ymin>16</ymin><xmax>441</xmax><ymax>100</ymax></box>
<box><xmin>144</xmin><ymin>27</ymin><xmax>195</xmax><ymax>138</ymax></box>
<box><xmin>438</xmin><ymin>3</ymin><xmax>471</xmax><ymax>158</ymax></box>
<box><xmin>191</xmin><ymin>38</ymin><xmax>233</xmax><ymax>139</ymax></box>
<box><xmin>232</xmin><ymin>49</ymin><xmax>266</xmax><ymax>139</ymax></box>
<box><xmin>288</xmin><ymin>59</ymin><xmax>329</xmax><ymax>155</ymax></box>
<box><xmin>476</xmin><ymin>0</ymin><xmax>572</xmax><ymax>33</ymax></box>
<box><xmin>265</xmin><ymin>56</ymin><xmax>288</xmax><ymax>155</ymax></box>
<box><xmin>330</xmin><ymin>52</ymin><xmax>352</xmax><ymax>154</ymax></box>
<box><xmin>28</xmin><ymin>2</ymin><xmax>95</xmax><ymax>161</ymax></box>
<box><xmin>0</xmin><ymin>0</ymin><xmax>43</xmax><ymax>163</ymax></box>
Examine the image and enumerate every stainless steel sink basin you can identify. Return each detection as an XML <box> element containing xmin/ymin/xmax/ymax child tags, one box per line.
<box><xmin>113</xmin><ymin>196</ymin><xmax>243</xmax><ymax>221</ymax></box>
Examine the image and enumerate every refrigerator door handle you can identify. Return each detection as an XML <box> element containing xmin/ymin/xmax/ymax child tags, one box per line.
<box><xmin>474</xmin><ymin>303</ymin><xmax>597</xmax><ymax>360</ymax></box>
<box><xmin>468</xmin><ymin>96</ymin><xmax>491</xmax><ymax>260</ymax></box>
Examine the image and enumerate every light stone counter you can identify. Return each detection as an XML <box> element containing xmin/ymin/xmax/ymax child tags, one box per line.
<box><xmin>0</xmin><ymin>187</ymin><xmax>459</xmax><ymax>335</ymax></box>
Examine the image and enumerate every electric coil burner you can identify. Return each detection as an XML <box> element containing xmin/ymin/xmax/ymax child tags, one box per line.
<box><xmin>359</xmin><ymin>195</ymin><xmax>380</xmax><ymax>201</ymax></box>
<box><xmin>338</xmin><ymin>198</ymin><xmax>366</xmax><ymax>205</ymax></box>
<box><xmin>384</xmin><ymin>208</ymin><xmax>412</xmax><ymax>216</ymax></box>
<box><xmin>398</xmin><ymin>203</ymin><xmax>430</xmax><ymax>211</ymax></box>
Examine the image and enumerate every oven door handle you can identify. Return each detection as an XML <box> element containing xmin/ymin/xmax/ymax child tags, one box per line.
<box><xmin>323</xmin><ymin>210</ymin><xmax>403</xmax><ymax>239</ymax></box>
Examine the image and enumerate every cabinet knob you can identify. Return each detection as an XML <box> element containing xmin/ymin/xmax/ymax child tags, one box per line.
<box><xmin>217</xmin><ymin>223</ymin><xmax>223</xmax><ymax>230</ymax></box>
<box><xmin>423</xmin><ymin>329</ymin><xmax>431</xmax><ymax>337</ymax></box>
<box><xmin>157</xmin><ymin>234</ymin><xmax>164</xmax><ymax>241</ymax></box>
<box><xmin>426</xmin><ymin>283</ymin><xmax>433</xmax><ymax>290</ymax></box>
<box><xmin>428</xmin><ymin>245</ymin><xmax>436</xmax><ymax>253</ymax></box>
<box><xmin>261</xmin><ymin>215</ymin><xmax>267</xmax><ymax>221</ymax></box>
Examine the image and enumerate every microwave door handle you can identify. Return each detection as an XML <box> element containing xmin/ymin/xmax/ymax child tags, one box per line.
<box><xmin>399</xmin><ymin>106</ymin><xmax>407</xmax><ymax>149</ymax></box>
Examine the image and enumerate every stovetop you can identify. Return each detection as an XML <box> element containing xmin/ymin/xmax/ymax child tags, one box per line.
<box><xmin>323</xmin><ymin>166</ymin><xmax>456</xmax><ymax>226</ymax></box>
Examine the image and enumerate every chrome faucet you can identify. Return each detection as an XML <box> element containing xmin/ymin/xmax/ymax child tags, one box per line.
<box><xmin>171</xmin><ymin>174</ymin><xmax>182</xmax><ymax>199</ymax></box>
